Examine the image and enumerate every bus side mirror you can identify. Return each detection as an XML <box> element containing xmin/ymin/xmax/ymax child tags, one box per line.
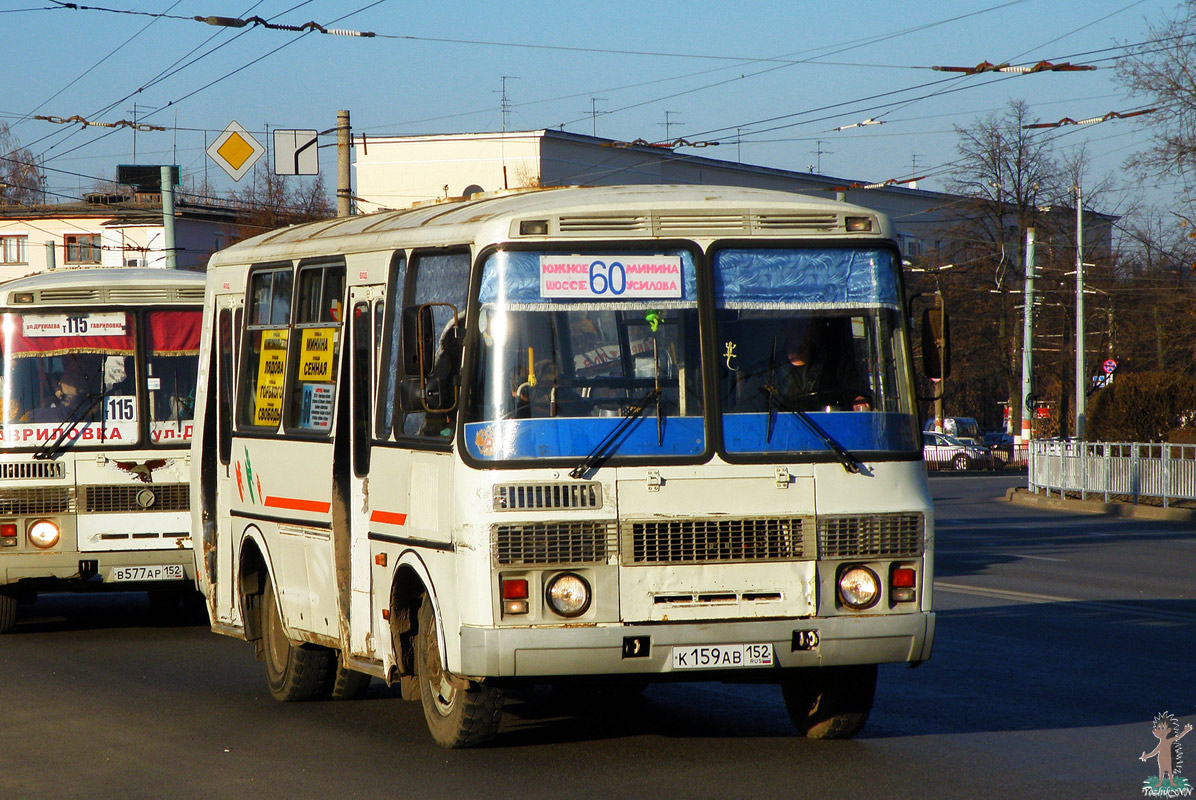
<box><xmin>400</xmin><ymin>305</ymin><xmax>435</xmax><ymax>378</ymax></box>
<box><xmin>922</xmin><ymin>306</ymin><xmax>951</xmax><ymax>380</ymax></box>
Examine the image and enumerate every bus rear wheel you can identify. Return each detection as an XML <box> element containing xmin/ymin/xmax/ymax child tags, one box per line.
<box><xmin>0</xmin><ymin>591</ymin><xmax>16</xmax><ymax>634</ymax></box>
<box><xmin>416</xmin><ymin>594</ymin><xmax>502</xmax><ymax>748</ymax></box>
<box><xmin>781</xmin><ymin>664</ymin><xmax>877</xmax><ymax>739</ymax></box>
<box><xmin>261</xmin><ymin>577</ymin><xmax>333</xmax><ymax>701</ymax></box>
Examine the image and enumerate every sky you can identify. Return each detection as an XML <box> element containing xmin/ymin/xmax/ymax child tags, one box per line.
<box><xmin>0</xmin><ymin>0</ymin><xmax>1184</xmax><ymax>214</ymax></box>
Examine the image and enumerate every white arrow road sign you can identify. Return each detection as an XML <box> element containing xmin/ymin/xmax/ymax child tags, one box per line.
<box><xmin>273</xmin><ymin>129</ymin><xmax>319</xmax><ymax>176</ymax></box>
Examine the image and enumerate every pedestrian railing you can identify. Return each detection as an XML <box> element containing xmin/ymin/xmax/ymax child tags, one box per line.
<box><xmin>1028</xmin><ymin>440</ymin><xmax>1196</xmax><ymax>506</ymax></box>
<box><xmin>924</xmin><ymin>443</ymin><xmax>1029</xmax><ymax>472</ymax></box>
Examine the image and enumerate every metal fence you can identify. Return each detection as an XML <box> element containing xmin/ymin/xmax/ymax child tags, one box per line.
<box><xmin>1028</xmin><ymin>440</ymin><xmax>1196</xmax><ymax>506</ymax></box>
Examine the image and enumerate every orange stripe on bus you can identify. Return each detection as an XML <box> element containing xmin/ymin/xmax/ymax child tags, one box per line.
<box><xmin>263</xmin><ymin>496</ymin><xmax>332</xmax><ymax>514</ymax></box>
<box><xmin>370</xmin><ymin>510</ymin><xmax>408</xmax><ymax>526</ymax></box>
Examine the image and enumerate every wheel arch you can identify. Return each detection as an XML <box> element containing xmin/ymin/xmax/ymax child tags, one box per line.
<box><xmin>387</xmin><ymin>551</ymin><xmax>443</xmax><ymax>679</ymax></box>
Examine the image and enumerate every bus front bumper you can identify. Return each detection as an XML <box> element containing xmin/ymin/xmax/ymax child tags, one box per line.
<box><xmin>2</xmin><ymin>549</ymin><xmax>196</xmax><ymax>589</ymax></box>
<box><xmin>459</xmin><ymin>611</ymin><xmax>934</xmax><ymax>678</ymax></box>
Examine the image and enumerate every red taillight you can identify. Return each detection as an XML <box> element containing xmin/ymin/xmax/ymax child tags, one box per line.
<box><xmin>0</xmin><ymin>523</ymin><xmax>16</xmax><ymax>537</ymax></box>
<box><xmin>892</xmin><ymin>568</ymin><xmax>916</xmax><ymax>588</ymax></box>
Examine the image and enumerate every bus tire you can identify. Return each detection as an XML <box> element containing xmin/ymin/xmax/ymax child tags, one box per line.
<box><xmin>781</xmin><ymin>664</ymin><xmax>876</xmax><ymax>739</ymax></box>
<box><xmin>262</xmin><ymin>577</ymin><xmax>333</xmax><ymax>702</ymax></box>
<box><xmin>416</xmin><ymin>594</ymin><xmax>502</xmax><ymax>748</ymax></box>
<box><xmin>325</xmin><ymin>655</ymin><xmax>372</xmax><ymax>701</ymax></box>
<box><xmin>0</xmin><ymin>591</ymin><xmax>16</xmax><ymax>633</ymax></box>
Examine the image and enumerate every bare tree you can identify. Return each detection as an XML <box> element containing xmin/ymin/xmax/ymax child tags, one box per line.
<box><xmin>0</xmin><ymin>123</ymin><xmax>45</xmax><ymax>205</ymax></box>
<box><xmin>1118</xmin><ymin>0</ymin><xmax>1196</xmax><ymax>206</ymax></box>
<box><xmin>228</xmin><ymin>165</ymin><xmax>333</xmax><ymax>243</ymax></box>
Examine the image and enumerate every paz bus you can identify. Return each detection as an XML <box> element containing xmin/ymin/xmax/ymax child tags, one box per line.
<box><xmin>0</xmin><ymin>267</ymin><xmax>204</xmax><ymax>632</ymax></box>
<box><xmin>190</xmin><ymin>184</ymin><xmax>938</xmax><ymax>747</ymax></box>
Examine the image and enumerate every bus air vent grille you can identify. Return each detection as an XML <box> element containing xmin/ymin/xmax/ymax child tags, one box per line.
<box><xmin>655</xmin><ymin>214</ymin><xmax>749</xmax><ymax>233</ymax></box>
<box><xmin>558</xmin><ymin>214</ymin><xmax>650</xmax><ymax>233</ymax></box>
<box><xmin>818</xmin><ymin>513</ymin><xmax>924</xmax><ymax>558</ymax></box>
<box><xmin>82</xmin><ymin>483</ymin><xmax>190</xmax><ymax>513</ymax></box>
<box><xmin>622</xmin><ymin>516</ymin><xmax>811</xmax><ymax>565</ymax></box>
<box><xmin>36</xmin><ymin>288</ymin><xmax>100</xmax><ymax>303</ymax></box>
<box><xmin>106</xmin><ymin>288</ymin><xmax>176</xmax><ymax>303</ymax></box>
<box><xmin>492</xmin><ymin>521</ymin><xmax>617</xmax><ymax>566</ymax></box>
<box><xmin>0</xmin><ymin>461</ymin><xmax>66</xmax><ymax>480</ymax></box>
<box><xmin>0</xmin><ymin>486</ymin><xmax>73</xmax><ymax>515</ymax></box>
<box><xmin>756</xmin><ymin>213</ymin><xmax>839</xmax><ymax>231</ymax></box>
<box><xmin>177</xmin><ymin>287</ymin><xmax>206</xmax><ymax>302</ymax></box>
<box><xmin>493</xmin><ymin>482</ymin><xmax>602</xmax><ymax>511</ymax></box>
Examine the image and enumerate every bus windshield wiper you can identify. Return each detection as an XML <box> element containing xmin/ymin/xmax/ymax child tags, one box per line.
<box><xmin>760</xmin><ymin>383</ymin><xmax>864</xmax><ymax>474</ymax></box>
<box><xmin>569</xmin><ymin>386</ymin><xmax>662</xmax><ymax>479</ymax></box>
<box><xmin>33</xmin><ymin>391</ymin><xmax>105</xmax><ymax>461</ymax></box>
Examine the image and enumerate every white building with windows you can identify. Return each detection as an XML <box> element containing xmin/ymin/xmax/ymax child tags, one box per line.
<box><xmin>0</xmin><ymin>193</ymin><xmax>240</xmax><ymax>281</ymax></box>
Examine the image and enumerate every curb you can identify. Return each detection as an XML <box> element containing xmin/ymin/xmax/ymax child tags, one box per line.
<box><xmin>1005</xmin><ymin>486</ymin><xmax>1196</xmax><ymax>522</ymax></box>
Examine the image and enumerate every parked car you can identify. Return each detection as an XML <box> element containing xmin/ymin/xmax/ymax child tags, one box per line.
<box><xmin>923</xmin><ymin>431</ymin><xmax>992</xmax><ymax>470</ymax></box>
<box><xmin>924</xmin><ymin>416</ymin><xmax>983</xmax><ymax>442</ymax></box>
<box><xmin>982</xmin><ymin>431</ymin><xmax>1016</xmax><ymax>467</ymax></box>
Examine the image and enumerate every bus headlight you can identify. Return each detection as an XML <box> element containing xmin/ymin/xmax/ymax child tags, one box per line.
<box><xmin>838</xmin><ymin>565</ymin><xmax>880</xmax><ymax>610</ymax></box>
<box><xmin>28</xmin><ymin>520</ymin><xmax>61</xmax><ymax>550</ymax></box>
<box><xmin>545</xmin><ymin>572</ymin><xmax>590</xmax><ymax>617</ymax></box>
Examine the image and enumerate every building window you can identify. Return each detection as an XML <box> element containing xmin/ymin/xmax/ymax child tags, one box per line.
<box><xmin>64</xmin><ymin>233</ymin><xmax>101</xmax><ymax>264</ymax></box>
<box><xmin>0</xmin><ymin>235</ymin><xmax>27</xmax><ymax>265</ymax></box>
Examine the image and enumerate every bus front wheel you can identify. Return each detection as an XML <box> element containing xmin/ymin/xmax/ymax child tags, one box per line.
<box><xmin>0</xmin><ymin>591</ymin><xmax>16</xmax><ymax>633</ymax></box>
<box><xmin>261</xmin><ymin>577</ymin><xmax>333</xmax><ymax>701</ymax></box>
<box><xmin>415</xmin><ymin>594</ymin><xmax>502</xmax><ymax>748</ymax></box>
<box><xmin>781</xmin><ymin>664</ymin><xmax>877</xmax><ymax>739</ymax></box>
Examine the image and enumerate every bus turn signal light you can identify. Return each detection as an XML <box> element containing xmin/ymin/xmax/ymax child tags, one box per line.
<box><xmin>1</xmin><ymin>522</ymin><xmax>16</xmax><ymax>546</ymax></box>
<box><xmin>502</xmin><ymin>578</ymin><xmax>529</xmax><ymax>616</ymax></box>
<box><xmin>891</xmin><ymin>567</ymin><xmax>917</xmax><ymax>603</ymax></box>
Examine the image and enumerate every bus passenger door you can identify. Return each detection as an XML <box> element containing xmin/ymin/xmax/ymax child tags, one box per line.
<box><xmin>346</xmin><ymin>287</ymin><xmax>380</xmax><ymax>658</ymax></box>
<box><xmin>212</xmin><ymin>300</ymin><xmax>240</xmax><ymax>625</ymax></box>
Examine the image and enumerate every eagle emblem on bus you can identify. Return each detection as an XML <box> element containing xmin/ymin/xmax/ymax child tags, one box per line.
<box><xmin>475</xmin><ymin>425</ymin><xmax>495</xmax><ymax>457</ymax></box>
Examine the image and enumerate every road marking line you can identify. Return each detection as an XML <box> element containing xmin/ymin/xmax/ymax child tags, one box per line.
<box><xmin>1003</xmin><ymin>553</ymin><xmax>1066</xmax><ymax>562</ymax></box>
<box><xmin>935</xmin><ymin>582</ymin><xmax>1196</xmax><ymax>623</ymax></box>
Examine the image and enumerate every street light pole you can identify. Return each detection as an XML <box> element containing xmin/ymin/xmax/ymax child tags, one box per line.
<box><xmin>1020</xmin><ymin>227</ymin><xmax>1035</xmax><ymax>444</ymax></box>
<box><xmin>1075</xmin><ymin>184</ymin><xmax>1085</xmax><ymax>439</ymax></box>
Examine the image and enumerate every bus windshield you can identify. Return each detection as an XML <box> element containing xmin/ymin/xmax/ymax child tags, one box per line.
<box><xmin>0</xmin><ymin>308</ymin><xmax>201</xmax><ymax>448</ymax></box>
<box><xmin>463</xmin><ymin>249</ymin><xmax>704</xmax><ymax>461</ymax></box>
<box><xmin>713</xmin><ymin>247</ymin><xmax>919</xmax><ymax>455</ymax></box>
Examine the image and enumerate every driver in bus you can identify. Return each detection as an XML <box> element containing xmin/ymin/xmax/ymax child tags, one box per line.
<box><xmin>32</xmin><ymin>362</ymin><xmax>92</xmax><ymax>423</ymax></box>
<box><xmin>778</xmin><ymin>318</ymin><xmax>870</xmax><ymax>412</ymax></box>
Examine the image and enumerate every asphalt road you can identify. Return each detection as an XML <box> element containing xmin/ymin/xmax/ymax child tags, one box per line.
<box><xmin>2</xmin><ymin>472</ymin><xmax>1193</xmax><ymax>800</ymax></box>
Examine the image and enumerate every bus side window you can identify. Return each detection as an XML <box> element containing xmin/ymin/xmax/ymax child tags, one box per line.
<box><xmin>287</xmin><ymin>262</ymin><xmax>345</xmax><ymax>433</ymax></box>
<box><xmin>238</xmin><ymin>266</ymin><xmax>292</xmax><ymax>430</ymax></box>
<box><xmin>217</xmin><ymin>308</ymin><xmax>233</xmax><ymax>464</ymax></box>
<box><xmin>375</xmin><ymin>253</ymin><xmax>407</xmax><ymax>441</ymax></box>
<box><xmin>401</xmin><ymin>251</ymin><xmax>470</xmax><ymax>440</ymax></box>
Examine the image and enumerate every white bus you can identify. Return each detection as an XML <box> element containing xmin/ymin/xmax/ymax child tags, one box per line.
<box><xmin>0</xmin><ymin>267</ymin><xmax>205</xmax><ymax>632</ymax></box>
<box><xmin>191</xmin><ymin>185</ymin><xmax>938</xmax><ymax>747</ymax></box>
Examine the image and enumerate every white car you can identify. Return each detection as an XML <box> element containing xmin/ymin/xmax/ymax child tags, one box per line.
<box><xmin>923</xmin><ymin>431</ymin><xmax>992</xmax><ymax>470</ymax></box>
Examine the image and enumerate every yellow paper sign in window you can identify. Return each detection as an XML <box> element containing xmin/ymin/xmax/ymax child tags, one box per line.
<box><xmin>298</xmin><ymin>327</ymin><xmax>336</xmax><ymax>382</ymax></box>
<box><xmin>254</xmin><ymin>329</ymin><xmax>289</xmax><ymax>426</ymax></box>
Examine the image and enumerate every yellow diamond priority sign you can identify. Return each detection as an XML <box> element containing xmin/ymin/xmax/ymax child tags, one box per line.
<box><xmin>207</xmin><ymin>121</ymin><xmax>265</xmax><ymax>182</ymax></box>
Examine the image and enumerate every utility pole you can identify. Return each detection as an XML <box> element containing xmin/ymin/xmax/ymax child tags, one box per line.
<box><xmin>934</xmin><ymin>287</ymin><xmax>945</xmax><ymax>433</ymax></box>
<box><xmin>1020</xmin><ymin>227</ymin><xmax>1035</xmax><ymax>444</ymax></box>
<box><xmin>1074</xmin><ymin>184</ymin><xmax>1085</xmax><ymax>439</ymax></box>
<box><xmin>336</xmin><ymin>110</ymin><xmax>351</xmax><ymax>218</ymax></box>
<box><xmin>160</xmin><ymin>165</ymin><xmax>177</xmax><ymax>269</ymax></box>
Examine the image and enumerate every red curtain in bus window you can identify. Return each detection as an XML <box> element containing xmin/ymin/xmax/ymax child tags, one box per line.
<box><xmin>5</xmin><ymin>312</ymin><xmax>136</xmax><ymax>357</ymax></box>
<box><xmin>148</xmin><ymin>310</ymin><xmax>202</xmax><ymax>355</ymax></box>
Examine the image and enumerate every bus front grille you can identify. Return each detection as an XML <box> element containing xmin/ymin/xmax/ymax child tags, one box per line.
<box><xmin>0</xmin><ymin>487</ymin><xmax>74</xmax><ymax>515</ymax></box>
<box><xmin>81</xmin><ymin>484</ymin><xmax>190</xmax><ymax>513</ymax></box>
<box><xmin>818</xmin><ymin>513</ymin><xmax>924</xmax><ymax>558</ymax></box>
<box><xmin>492</xmin><ymin>521</ymin><xmax>617</xmax><ymax>566</ymax></box>
<box><xmin>493</xmin><ymin>482</ymin><xmax>602</xmax><ymax>511</ymax></box>
<box><xmin>0</xmin><ymin>461</ymin><xmax>66</xmax><ymax>480</ymax></box>
<box><xmin>622</xmin><ymin>517</ymin><xmax>811</xmax><ymax>565</ymax></box>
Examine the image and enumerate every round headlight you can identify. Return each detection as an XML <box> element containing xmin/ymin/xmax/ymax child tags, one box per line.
<box><xmin>28</xmin><ymin>519</ymin><xmax>61</xmax><ymax>550</ymax></box>
<box><xmin>838</xmin><ymin>565</ymin><xmax>880</xmax><ymax>610</ymax></box>
<box><xmin>545</xmin><ymin>572</ymin><xmax>591</xmax><ymax>617</ymax></box>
